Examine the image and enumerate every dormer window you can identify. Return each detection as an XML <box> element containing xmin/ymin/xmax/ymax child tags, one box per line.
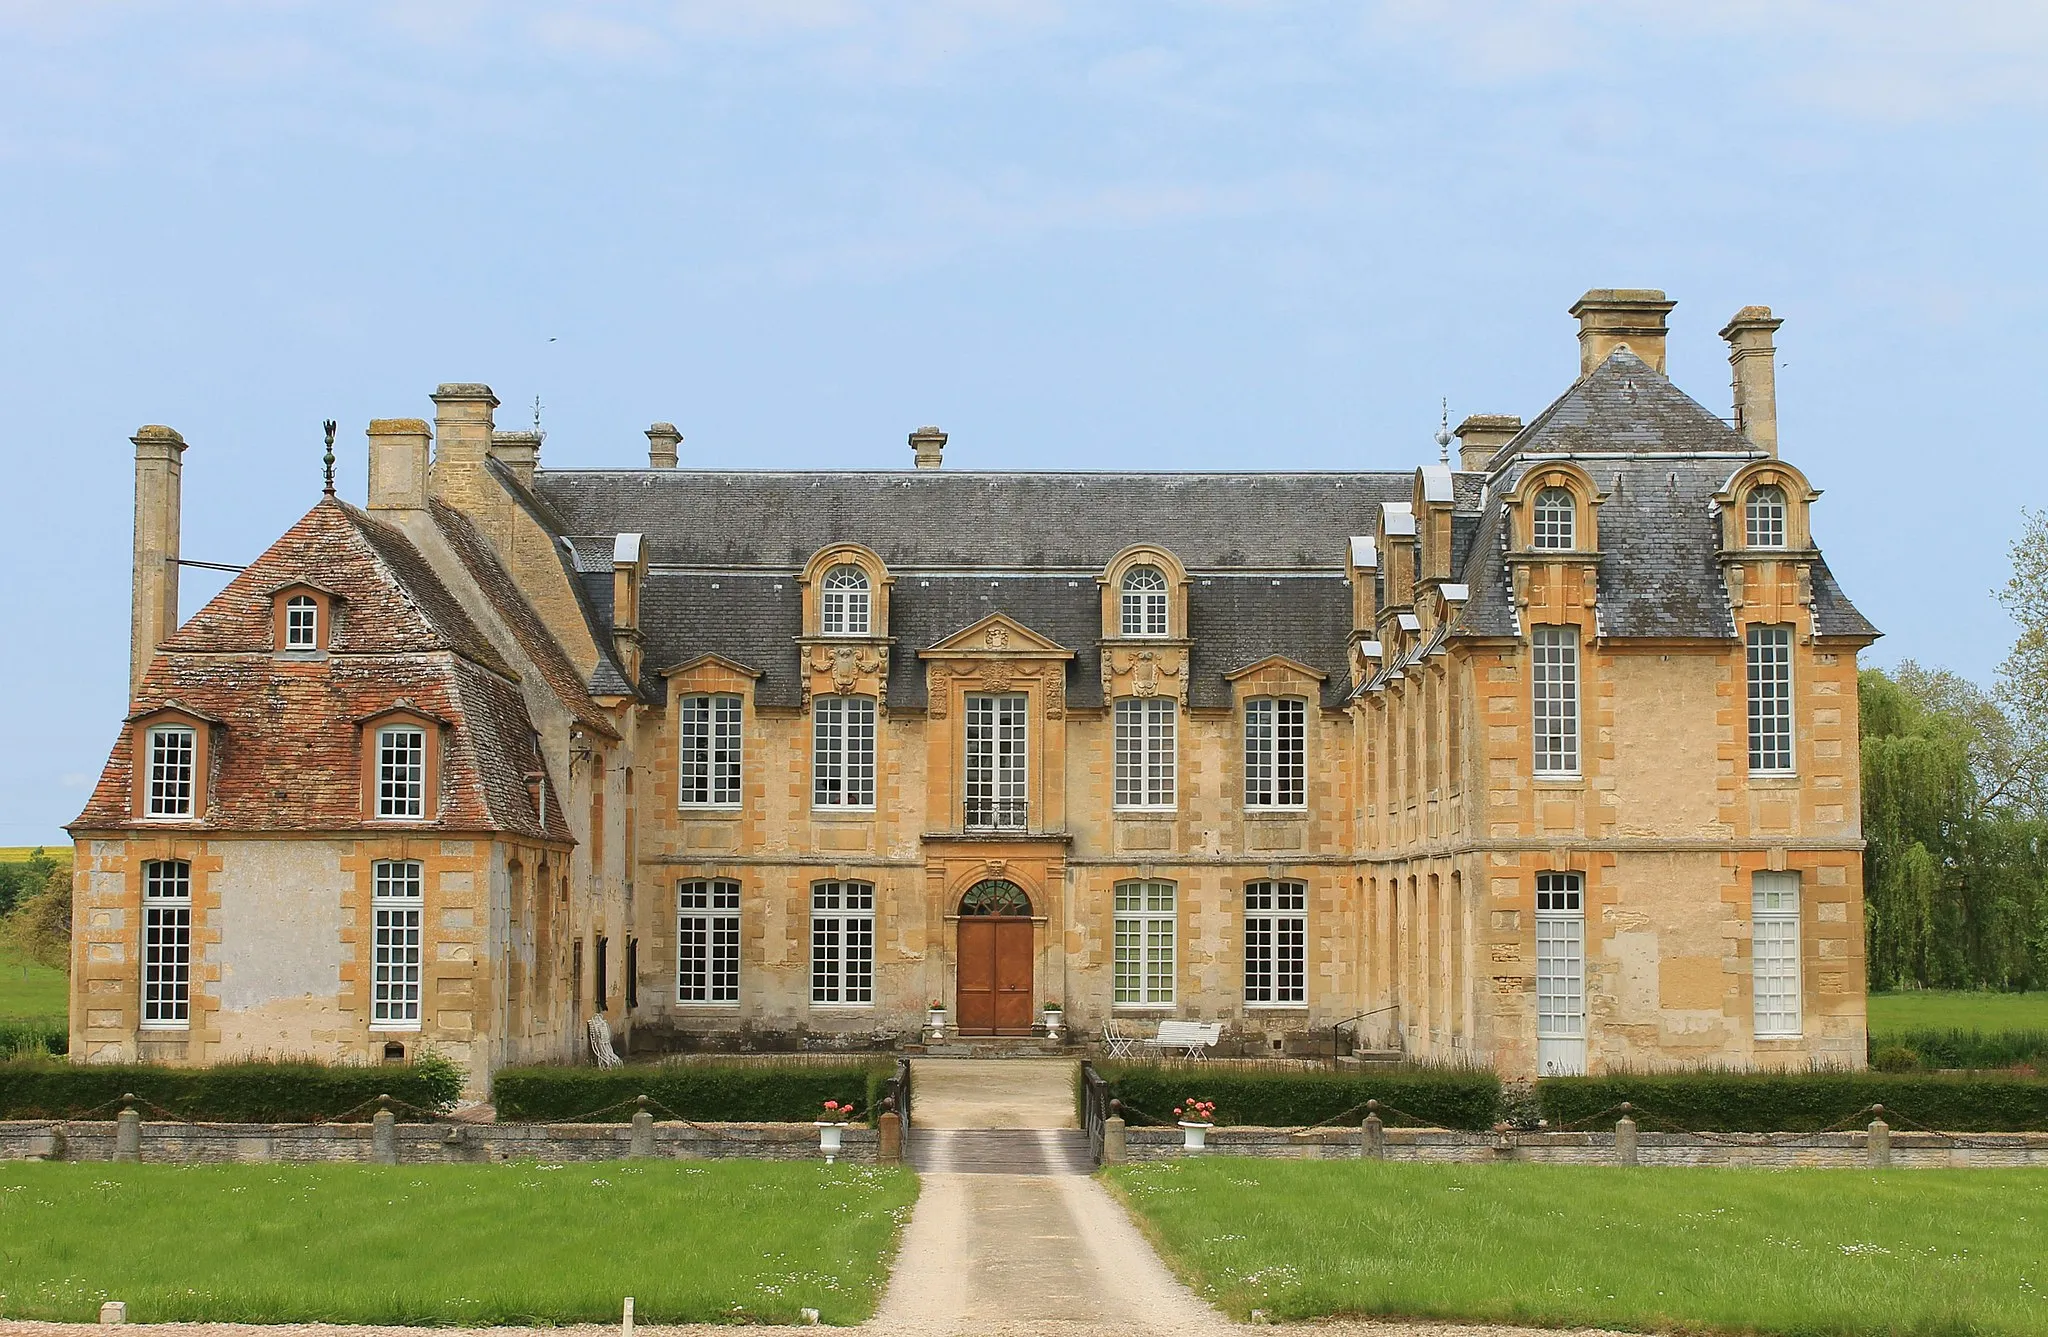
<box><xmin>1746</xmin><ymin>484</ymin><xmax>1787</xmax><ymax>548</ymax></box>
<box><xmin>821</xmin><ymin>565</ymin><xmax>870</xmax><ymax>636</ymax></box>
<box><xmin>285</xmin><ymin>596</ymin><xmax>318</xmax><ymax>649</ymax></box>
<box><xmin>1533</xmin><ymin>487</ymin><xmax>1576</xmax><ymax>550</ymax></box>
<box><xmin>376</xmin><ymin>726</ymin><xmax>426</xmax><ymax>818</ymax></box>
<box><xmin>145</xmin><ymin>726</ymin><xmax>197</xmax><ymax>818</ymax></box>
<box><xmin>1121</xmin><ymin>565</ymin><xmax>1168</xmax><ymax>637</ymax></box>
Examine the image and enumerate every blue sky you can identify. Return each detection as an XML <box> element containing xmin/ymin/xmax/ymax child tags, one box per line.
<box><xmin>3</xmin><ymin>2</ymin><xmax>2044</xmax><ymax>845</ymax></box>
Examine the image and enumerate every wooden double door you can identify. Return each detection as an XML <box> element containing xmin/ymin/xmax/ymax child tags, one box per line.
<box><xmin>956</xmin><ymin>917</ymin><xmax>1035</xmax><ymax>1035</ymax></box>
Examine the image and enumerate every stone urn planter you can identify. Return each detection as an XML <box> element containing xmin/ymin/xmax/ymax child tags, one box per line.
<box><xmin>926</xmin><ymin>1001</ymin><xmax>947</xmax><ymax>1043</ymax></box>
<box><xmin>1042</xmin><ymin>1004</ymin><xmax>1063</xmax><ymax>1042</ymax></box>
<box><xmin>818</xmin><ymin>1100</ymin><xmax>854</xmax><ymax>1164</ymax></box>
<box><xmin>1175</xmin><ymin>1099</ymin><xmax>1217</xmax><ymax>1153</ymax></box>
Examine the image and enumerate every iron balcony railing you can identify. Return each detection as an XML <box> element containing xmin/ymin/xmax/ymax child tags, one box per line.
<box><xmin>963</xmin><ymin>797</ymin><xmax>1028</xmax><ymax>831</ymax></box>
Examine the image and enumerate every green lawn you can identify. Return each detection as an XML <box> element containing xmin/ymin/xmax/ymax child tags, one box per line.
<box><xmin>0</xmin><ymin>1161</ymin><xmax>917</xmax><ymax>1325</ymax></box>
<box><xmin>1108</xmin><ymin>1159</ymin><xmax>2048</xmax><ymax>1336</ymax></box>
<box><xmin>1869</xmin><ymin>989</ymin><xmax>2048</xmax><ymax>1032</ymax></box>
<box><xmin>0</xmin><ymin>944</ymin><xmax>66</xmax><ymax>1022</ymax></box>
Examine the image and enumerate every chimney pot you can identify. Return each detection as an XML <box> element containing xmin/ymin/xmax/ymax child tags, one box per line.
<box><xmin>909</xmin><ymin>425</ymin><xmax>947</xmax><ymax>470</ymax></box>
<box><xmin>428</xmin><ymin>383</ymin><xmax>499</xmax><ymax>509</ymax></box>
<box><xmin>1453</xmin><ymin>414</ymin><xmax>1523</xmax><ymax>472</ymax></box>
<box><xmin>1569</xmin><ymin>288</ymin><xmax>1676</xmax><ymax>377</ymax></box>
<box><xmin>1720</xmin><ymin>306</ymin><xmax>1784</xmax><ymax>457</ymax></box>
<box><xmin>646</xmin><ymin>422</ymin><xmax>681</xmax><ymax>469</ymax></box>
<box><xmin>130</xmin><ymin>426</ymin><xmax>188</xmax><ymax>698</ymax></box>
<box><xmin>366</xmin><ymin>418</ymin><xmax>432</xmax><ymax>513</ymax></box>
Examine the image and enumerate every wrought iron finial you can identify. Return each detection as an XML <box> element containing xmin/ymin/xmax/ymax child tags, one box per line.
<box><xmin>1435</xmin><ymin>398</ymin><xmax>1452</xmax><ymax>465</ymax></box>
<box><xmin>322</xmin><ymin>419</ymin><xmax>337</xmax><ymax>495</ymax></box>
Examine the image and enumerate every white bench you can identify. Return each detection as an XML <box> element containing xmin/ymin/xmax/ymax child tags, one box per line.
<box><xmin>1141</xmin><ymin>1020</ymin><xmax>1223</xmax><ymax>1059</ymax></box>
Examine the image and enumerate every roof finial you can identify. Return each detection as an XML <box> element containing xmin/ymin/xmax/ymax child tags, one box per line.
<box><xmin>1434</xmin><ymin>398</ymin><xmax>1452</xmax><ymax>465</ymax></box>
<box><xmin>322</xmin><ymin>419</ymin><xmax>337</xmax><ymax>496</ymax></box>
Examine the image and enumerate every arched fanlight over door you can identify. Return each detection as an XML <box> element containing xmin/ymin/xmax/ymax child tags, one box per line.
<box><xmin>959</xmin><ymin>879</ymin><xmax>1032</xmax><ymax>917</ymax></box>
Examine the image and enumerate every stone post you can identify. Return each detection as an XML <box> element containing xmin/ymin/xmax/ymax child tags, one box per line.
<box><xmin>371</xmin><ymin>1096</ymin><xmax>399</xmax><ymax>1166</ymax></box>
<box><xmin>1102</xmin><ymin>1100</ymin><xmax>1127</xmax><ymax>1165</ymax></box>
<box><xmin>877</xmin><ymin>1098</ymin><xmax>902</xmax><ymax>1165</ymax></box>
<box><xmin>629</xmin><ymin>1096</ymin><xmax>655</xmax><ymax>1159</ymax></box>
<box><xmin>1867</xmin><ymin>1105</ymin><xmax>1891</xmax><ymax>1169</ymax></box>
<box><xmin>1614</xmin><ymin>1103</ymin><xmax>1639</xmax><ymax>1167</ymax></box>
<box><xmin>1362</xmin><ymin>1100</ymin><xmax>1386</xmax><ymax>1160</ymax></box>
<box><xmin>113</xmin><ymin>1098</ymin><xmax>142</xmax><ymax>1163</ymax></box>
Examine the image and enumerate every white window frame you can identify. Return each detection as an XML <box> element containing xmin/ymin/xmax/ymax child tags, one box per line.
<box><xmin>679</xmin><ymin>694</ymin><xmax>744</xmax><ymax>808</ymax></box>
<box><xmin>1113</xmin><ymin>879</ymin><xmax>1176</xmax><ymax>1007</ymax></box>
<box><xmin>1752</xmin><ymin>871</ymin><xmax>1802</xmax><ymax>1038</ymax></box>
<box><xmin>145</xmin><ymin>725</ymin><xmax>197</xmax><ymax>819</ymax></box>
<box><xmin>1531</xmin><ymin>626</ymin><xmax>1580</xmax><ymax>777</ymax></box>
<box><xmin>810</xmin><ymin>880</ymin><xmax>874</xmax><ymax>1006</ymax></box>
<box><xmin>678</xmin><ymin>879</ymin><xmax>741</xmax><ymax>1006</ymax></box>
<box><xmin>1120</xmin><ymin>565</ymin><xmax>1169</xmax><ymax>637</ymax></box>
<box><xmin>284</xmin><ymin>595</ymin><xmax>318</xmax><ymax>649</ymax></box>
<box><xmin>1243</xmin><ymin>696</ymin><xmax>1307</xmax><ymax>809</ymax></box>
<box><xmin>1113</xmin><ymin>698</ymin><xmax>1177</xmax><ymax>810</ymax></box>
<box><xmin>820</xmin><ymin>565</ymin><xmax>871</xmax><ymax>636</ymax></box>
<box><xmin>370</xmin><ymin>859</ymin><xmax>423</xmax><ymax>1031</ymax></box>
<box><xmin>965</xmin><ymin>693</ymin><xmax>1028</xmax><ymax>829</ymax></box>
<box><xmin>812</xmin><ymin>695</ymin><xmax>877</xmax><ymax>809</ymax></box>
<box><xmin>141</xmin><ymin>859</ymin><xmax>192</xmax><ymax>1029</ymax></box>
<box><xmin>1745</xmin><ymin>485</ymin><xmax>1787</xmax><ymax>549</ymax></box>
<box><xmin>1535</xmin><ymin>872</ymin><xmax>1584</xmax><ymax>1068</ymax></box>
<box><xmin>1747</xmin><ymin>625</ymin><xmax>1795</xmax><ymax>774</ymax></box>
<box><xmin>375</xmin><ymin>725</ymin><xmax>426</xmax><ymax>819</ymax></box>
<box><xmin>1532</xmin><ymin>486</ymin><xmax>1576</xmax><ymax>550</ymax></box>
<box><xmin>1243</xmin><ymin>879</ymin><xmax>1306</xmax><ymax>1007</ymax></box>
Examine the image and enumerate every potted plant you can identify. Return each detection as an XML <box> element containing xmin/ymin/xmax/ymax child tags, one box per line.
<box><xmin>926</xmin><ymin>998</ymin><xmax>947</xmax><ymax>1042</ymax></box>
<box><xmin>1041</xmin><ymin>1000</ymin><xmax>1064</xmax><ymax>1040</ymax></box>
<box><xmin>817</xmin><ymin>1099</ymin><xmax>853</xmax><ymax>1164</ymax></box>
<box><xmin>1175</xmin><ymin>1098</ymin><xmax>1217</xmax><ymax>1152</ymax></box>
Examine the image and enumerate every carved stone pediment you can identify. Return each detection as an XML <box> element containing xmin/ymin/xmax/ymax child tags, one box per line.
<box><xmin>919</xmin><ymin>613</ymin><xmax>1075</xmax><ymax>718</ymax></box>
<box><xmin>1099</xmin><ymin>640</ymin><xmax>1191</xmax><ymax>705</ymax></box>
<box><xmin>922</xmin><ymin>612</ymin><xmax>1070</xmax><ymax>659</ymax></box>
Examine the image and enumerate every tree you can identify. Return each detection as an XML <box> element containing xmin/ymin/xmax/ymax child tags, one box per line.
<box><xmin>1</xmin><ymin>862</ymin><xmax>70</xmax><ymax>973</ymax></box>
<box><xmin>1994</xmin><ymin>508</ymin><xmax>2048</xmax><ymax>819</ymax></box>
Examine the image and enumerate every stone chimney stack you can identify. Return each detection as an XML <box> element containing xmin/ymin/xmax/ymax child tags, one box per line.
<box><xmin>646</xmin><ymin>422</ymin><xmax>681</xmax><ymax>470</ymax></box>
<box><xmin>490</xmin><ymin>429</ymin><xmax>542</xmax><ymax>487</ymax></box>
<box><xmin>1453</xmin><ymin>414</ymin><xmax>1523</xmax><ymax>472</ymax></box>
<box><xmin>366</xmin><ymin>419</ymin><xmax>432</xmax><ymax>513</ymax></box>
<box><xmin>1720</xmin><ymin>306</ymin><xmax>1783</xmax><ymax>457</ymax></box>
<box><xmin>130</xmin><ymin>425</ymin><xmax>187</xmax><ymax>698</ymax></box>
<box><xmin>1570</xmin><ymin>289</ymin><xmax>1676</xmax><ymax>377</ymax></box>
<box><xmin>909</xmin><ymin>426</ymin><xmax>947</xmax><ymax>470</ymax></box>
<box><xmin>428</xmin><ymin>383</ymin><xmax>499</xmax><ymax>509</ymax></box>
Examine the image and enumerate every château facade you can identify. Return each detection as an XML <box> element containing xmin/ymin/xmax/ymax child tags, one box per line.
<box><xmin>70</xmin><ymin>289</ymin><xmax>1878</xmax><ymax>1087</ymax></box>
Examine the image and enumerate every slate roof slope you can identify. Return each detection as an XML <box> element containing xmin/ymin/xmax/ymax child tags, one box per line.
<box><xmin>1492</xmin><ymin>349</ymin><xmax>1753</xmax><ymax>462</ymax></box>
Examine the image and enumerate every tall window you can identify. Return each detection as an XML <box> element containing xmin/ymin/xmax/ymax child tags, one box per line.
<box><xmin>810</xmin><ymin>880</ymin><xmax>874</xmax><ymax>1005</ymax></box>
<box><xmin>371</xmin><ymin>859</ymin><xmax>423</xmax><ymax>1029</ymax></box>
<box><xmin>678</xmin><ymin>879</ymin><xmax>740</xmax><ymax>1005</ymax></box>
<box><xmin>1120</xmin><ymin>565</ymin><xmax>1168</xmax><ymax>637</ymax></box>
<box><xmin>141</xmin><ymin>860</ymin><xmax>191</xmax><ymax>1028</ymax></box>
<box><xmin>1752</xmin><ymin>872</ymin><xmax>1802</xmax><ymax>1037</ymax></box>
<box><xmin>1747</xmin><ymin>626</ymin><xmax>1795</xmax><ymax>773</ymax></box>
<box><xmin>376</xmin><ymin>726</ymin><xmax>426</xmax><ymax>818</ymax></box>
<box><xmin>1113</xmin><ymin>699</ymin><xmax>1177</xmax><ymax>809</ymax></box>
<box><xmin>679</xmin><ymin>694</ymin><xmax>743</xmax><ymax>806</ymax></box>
<box><xmin>821</xmin><ymin>565</ymin><xmax>870</xmax><ymax>636</ymax></box>
<box><xmin>145</xmin><ymin>726</ymin><xmax>196</xmax><ymax>818</ymax></box>
<box><xmin>813</xmin><ymin>696</ymin><xmax>877</xmax><ymax>808</ymax></box>
<box><xmin>1745</xmin><ymin>485</ymin><xmax>1787</xmax><ymax>548</ymax></box>
<box><xmin>284</xmin><ymin>595</ymin><xmax>318</xmax><ymax>649</ymax></box>
<box><xmin>1113</xmin><ymin>880</ymin><xmax>1176</xmax><ymax>1006</ymax></box>
<box><xmin>1531</xmin><ymin>627</ymin><xmax>1579</xmax><ymax>776</ymax></box>
<box><xmin>1535</xmin><ymin>871</ymin><xmax>1584</xmax><ymax>1045</ymax></box>
<box><xmin>965</xmin><ymin>693</ymin><xmax>1028</xmax><ymax>828</ymax></box>
<box><xmin>1243</xmin><ymin>880</ymin><xmax>1306</xmax><ymax>1006</ymax></box>
<box><xmin>1244</xmin><ymin>697</ymin><xmax>1307</xmax><ymax>808</ymax></box>
<box><xmin>1532</xmin><ymin>486</ymin><xmax>1576</xmax><ymax>550</ymax></box>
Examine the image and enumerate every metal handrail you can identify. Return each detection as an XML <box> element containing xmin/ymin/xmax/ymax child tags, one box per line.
<box><xmin>1331</xmin><ymin>1005</ymin><xmax>1400</xmax><ymax>1069</ymax></box>
<box><xmin>1080</xmin><ymin>1060</ymin><xmax>1112</xmax><ymax>1164</ymax></box>
<box><xmin>964</xmin><ymin>797</ymin><xmax>1028</xmax><ymax>831</ymax></box>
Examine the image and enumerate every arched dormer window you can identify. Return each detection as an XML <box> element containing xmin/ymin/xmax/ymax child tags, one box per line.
<box><xmin>1532</xmin><ymin>487</ymin><xmax>1576</xmax><ymax>550</ymax></box>
<box><xmin>1746</xmin><ymin>484</ymin><xmax>1787</xmax><ymax>549</ymax></box>
<box><xmin>284</xmin><ymin>595</ymin><xmax>318</xmax><ymax>649</ymax></box>
<box><xmin>1121</xmin><ymin>565</ymin><xmax>1168</xmax><ymax>637</ymax></box>
<box><xmin>821</xmin><ymin>565</ymin><xmax>870</xmax><ymax>636</ymax></box>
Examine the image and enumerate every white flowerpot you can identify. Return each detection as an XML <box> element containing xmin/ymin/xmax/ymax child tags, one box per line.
<box><xmin>817</xmin><ymin>1121</ymin><xmax>847</xmax><ymax>1164</ymax></box>
<box><xmin>926</xmin><ymin>1009</ymin><xmax>946</xmax><ymax>1043</ymax></box>
<box><xmin>1180</xmin><ymin>1121</ymin><xmax>1212</xmax><ymax>1152</ymax></box>
<box><xmin>1043</xmin><ymin>1012</ymin><xmax>1062</xmax><ymax>1041</ymax></box>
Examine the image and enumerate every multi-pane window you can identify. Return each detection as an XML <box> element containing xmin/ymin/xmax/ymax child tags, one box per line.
<box><xmin>145</xmin><ymin>726</ymin><xmax>196</xmax><ymax>818</ymax></box>
<box><xmin>1532</xmin><ymin>486</ymin><xmax>1576</xmax><ymax>550</ymax></box>
<box><xmin>1535</xmin><ymin>872</ymin><xmax>1584</xmax><ymax>1041</ymax></box>
<box><xmin>1747</xmin><ymin>626</ymin><xmax>1795</xmax><ymax>773</ymax></box>
<box><xmin>965</xmin><ymin>693</ymin><xmax>1028</xmax><ymax>828</ymax></box>
<box><xmin>141</xmin><ymin>860</ymin><xmax>191</xmax><ymax>1027</ymax></box>
<box><xmin>1531</xmin><ymin>627</ymin><xmax>1580</xmax><ymax>776</ymax></box>
<box><xmin>1753</xmin><ymin>872</ymin><xmax>1802</xmax><ymax>1037</ymax></box>
<box><xmin>371</xmin><ymin>859</ymin><xmax>423</xmax><ymax>1029</ymax></box>
<box><xmin>376</xmin><ymin>726</ymin><xmax>426</xmax><ymax>818</ymax></box>
<box><xmin>1113</xmin><ymin>699</ymin><xmax>1177</xmax><ymax>809</ymax></box>
<box><xmin>821</xmin><ymin>565</ymin><xmax>870</xmax><ymax>636</ymax></box>
<box><xmin>812</xmin><ymin>696</ymin><xmax>877</xmax><ymax>808</ymax></box>
<box><xmin>1113</xmin><ymin>880</ymin><xmax>1176</xmax><ymax>1006</ymax></box>
<box><xmin>679</xmin><ymin>694</ymin><xmax>743</xmax><ymax>806</ymax></box>
<box><xmin>1120</xmin><ymin>565</ymin><xmax>1168</xmax><ymax>637</ymax></box>
<box><xmin>284</xmin><ymin>595</ymin><xmax>318</xmax><ymax>649</ymax></box>
<box><xmin>1243</xmin><ymin>880</ymin><xmax>1306</xmax><ymax>1006</ymax></box>
<box><xmin>1745</xmin><ymin>485</ymin><xmax>1787</xmax><ymax>548</ymax></box>
<box><xmin>810</xmin><ymin>880</ymin><xmax>874</xmax><ymax>1005</ymax></box>
<box><xmin>678</xmin><ymin>879</ymin><xmax>740</xmax><ymax>1005</ymax></box>
<box><xmin>1244</xmin><ymin>697</ymin><xmax>1307</xmax><ymax>808</ymax></box>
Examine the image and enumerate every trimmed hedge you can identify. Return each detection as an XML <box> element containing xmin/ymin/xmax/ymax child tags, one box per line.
<box><xmin>0</xmin><ymin>1054</ymin><xmax>463</xmax><ymax>1122</ymax></box>
<box><xmin>1868</xmin><ymin>1028</ymin><xmax>2048</xmax><ymax>1073</ymax></box>
<box><xmin>0</xmin><ymin>1017</ymin><xmax>65</xmax><ymax>1058</ymax></box>
<box><xmin>1092</xmin><ymin>1061</ymin><xmax>1501</xmax><ymax>1132</ymax></box>
<box><xmin>492</xmin><ymin>1060</ymin><xmax>896</xmax><ymax>1124</ymax></box>
<box><xmin>1540</xmin><ymin>1071</ymin><xmax>2048</xmax><ymax>1133</ymax></box>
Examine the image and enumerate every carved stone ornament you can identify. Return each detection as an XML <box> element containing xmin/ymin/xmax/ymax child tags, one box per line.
<box><xmin>979</xmin><ymin>661</ymin><xmax>1015</xmax><ymax>693</ymax></box>
<box><xmin>1105</xmin><ymin>646</ymin><xmax>1185</xmax><ymax>703</ymax></box>
<box><xmin>810</xmin><ymin>645</ymin><xmax>886</xmax><ymax>695</ymax></box>
<box><xmin>1044</xmin><ymin>673</ymin><xmax>1065</xmax><ymax>718</ymax></box>
<box><xmin>927</xmin><ymin>668</ymin><xmax>949</xmax><ymax>718</ymax></box>
<box><xmin>984</xmin><ymin>625</ymin><xmax>1010</xmax><ymax>650</ymax></box>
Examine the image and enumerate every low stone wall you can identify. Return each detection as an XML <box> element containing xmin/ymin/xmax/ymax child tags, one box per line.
<box><xmin>1120</xmin><ymin>1125</ymin><xmax>2048</xmax><ymax>1168</ymax></box>
<box><xmin>0</xmin><ymin>1118</ymin><xmax>878</xmax><ymax>1165</ymax></box>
